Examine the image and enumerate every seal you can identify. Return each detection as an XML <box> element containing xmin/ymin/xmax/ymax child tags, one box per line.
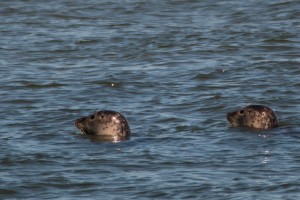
<box><xmin>75</xmin><ymin>110</ymin><xmax>131</xmax><ymax>139</ymax></box>
<box><xmin>227</xmin><ymin>105</ymin><xmax>279</xmax><ymax>129</ymax></box>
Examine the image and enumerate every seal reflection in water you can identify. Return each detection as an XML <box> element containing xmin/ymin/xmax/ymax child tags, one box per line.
<box><xmin>75</xmin><ymin>110</ymin><xmax>131</xmax><ymax>141</ymax></box>
<box><xmin>227</xmin><ymin>105</ymin><xmax>279</xmax><ymax>129</ymax></box>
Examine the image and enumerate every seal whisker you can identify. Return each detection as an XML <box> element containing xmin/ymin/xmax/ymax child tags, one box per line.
<box><xmin>80</xmin><ymin>128</ymin><xmax>87</xmax><ymax>135</ymax></box>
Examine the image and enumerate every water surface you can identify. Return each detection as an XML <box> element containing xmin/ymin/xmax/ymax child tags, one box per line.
<box><xmin>1</xmin><ymin>0</ymin><xmax>300</xmax><ymax>199</ymax></box>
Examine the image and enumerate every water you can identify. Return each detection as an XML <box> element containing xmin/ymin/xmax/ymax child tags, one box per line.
<box><xmin>1</xmin><ymin>0</ymin><xmax>300</xmax><ymax>199</ymax></box>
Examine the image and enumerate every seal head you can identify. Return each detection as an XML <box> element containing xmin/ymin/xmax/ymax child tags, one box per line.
<box><xmin>75</xmin><ymin>110</ymin><xmax>131</xmax><ymax>139</ymax></box>
<box><xmin>227</xmin><ymin>105</ymin><xmax>279</xmax><ymax>129</ymax></box>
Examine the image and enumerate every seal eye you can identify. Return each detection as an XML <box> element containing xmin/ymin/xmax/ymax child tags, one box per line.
<box><xmin>90</xmin><ymin>115</ymin><xmax>95</xmax><ymax>120</ymax></box>
<box><xmin>240</xmin><ymin>110</ymin><xmax>244</xmax><ymax>115</ymax></box>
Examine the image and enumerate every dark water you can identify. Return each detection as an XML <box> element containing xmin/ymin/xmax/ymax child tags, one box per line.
<box><xmin>1</xmin><ymin>0</ymin><xmax>300</xmax><ymax>199</ymax></box>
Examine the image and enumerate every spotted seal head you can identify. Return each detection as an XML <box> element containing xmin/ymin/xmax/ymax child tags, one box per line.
<box><xmin>227</xmin><ymin>105</ymin><xmax>279</xmax><ymax>129</ymax></box>
<box><xmin>75</xmin><ymin>110</ymin><xmax>131</xmax><ymax>139</ymax></box>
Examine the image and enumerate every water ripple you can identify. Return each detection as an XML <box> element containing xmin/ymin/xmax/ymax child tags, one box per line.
<box><xmin>1</xmin><ymin>0</ymin><xmax>300</xmax><ymax>199</ymax></box>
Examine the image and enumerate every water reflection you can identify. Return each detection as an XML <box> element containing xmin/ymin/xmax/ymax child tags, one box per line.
<box><xmin>81</xmin><ymin>134</ymin><xmax>130</xmax><ymax>143</ymax></box>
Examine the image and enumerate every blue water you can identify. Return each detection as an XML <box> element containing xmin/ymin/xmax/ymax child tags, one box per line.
<box><xmin>1</xmin><ymin>0</ymin><xmax>300</xmax><ymax>199</ymax></box>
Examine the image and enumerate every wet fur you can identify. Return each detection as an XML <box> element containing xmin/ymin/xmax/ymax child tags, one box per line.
<box><xmin>227</xmin><ymin>105</ymin><xmax>279</xmax><ymax>129</ymax></box>
<box><xmin>75</xmin><ymin>110</ymin><xmax>131</xmax><ymax>137</ymax></box>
